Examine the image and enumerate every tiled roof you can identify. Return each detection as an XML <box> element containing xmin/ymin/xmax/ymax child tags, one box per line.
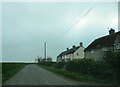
<box><xmin>84</xmin><ymin>31</ymin><xmax>120</xmax><ymax>51</ymax></box>
<box><xmin>57</xmin><ymin>46</ymin><xmax>80</xmax><ymax>57</ymax></box>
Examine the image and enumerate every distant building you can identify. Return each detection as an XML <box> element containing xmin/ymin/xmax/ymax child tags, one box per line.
<box><xmin>57</xmin><ymin>42</ymin><xmax>85</xmax><ymax>62</ymax></box>
<box><xmin>84</xmin><ymin>28</ymin><xmax>120</xmax><ymax>60</ymax></box>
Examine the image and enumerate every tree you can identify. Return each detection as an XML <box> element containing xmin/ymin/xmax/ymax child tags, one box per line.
<box><xmin>46</xmin><ymin>57</ymin><xmax>52</xmax><ymax>62</ymax></box>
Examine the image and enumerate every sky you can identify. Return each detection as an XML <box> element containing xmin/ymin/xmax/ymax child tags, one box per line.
<box><xmin>2</xmin><ymin>1</ymin><xmax>118</xmax><ymax>62</ymax></box>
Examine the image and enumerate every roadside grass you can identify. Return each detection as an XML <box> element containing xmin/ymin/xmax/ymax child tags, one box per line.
<box><xmin>2</xmin><ymin>63</ymin><xmax>26</xmax><ymax>84</ymax></box>
<box><xmin>37</xmin><ymin>64</ymin><xmax>114</xmax><ymax>84</ymax></box>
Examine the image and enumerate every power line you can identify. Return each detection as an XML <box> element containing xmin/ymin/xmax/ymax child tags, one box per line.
<box><xmin>49</xmin><ymin>2</ymin><xmax>99</xmax><ymax>44</ymax></box>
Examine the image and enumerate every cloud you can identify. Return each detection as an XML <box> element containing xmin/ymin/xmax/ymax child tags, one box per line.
<box><xmin>2</xmin><ymin>2</ymin><xmax>118</xmax><ymax>62</ymax></box>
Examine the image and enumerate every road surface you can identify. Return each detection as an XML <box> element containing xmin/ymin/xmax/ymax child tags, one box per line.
<box><xmin>4</xmin><ymin>64</ymin><xmax>102</xmax><ymax>85</ymax></box>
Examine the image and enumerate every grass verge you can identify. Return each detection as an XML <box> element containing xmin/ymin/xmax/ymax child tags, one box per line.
<box><xmin>2</xmin><ymin>63</ymin><xmax>26</xmax><ymax>84</ymax></box>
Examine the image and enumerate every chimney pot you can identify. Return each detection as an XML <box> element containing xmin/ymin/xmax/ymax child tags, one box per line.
<box><xmin>80</xmin><ymin>42</ymin><xmax>83</xmax><ymax>47</ymax></box>
<box><xmin>73</xmin><ymin>45</ymin><xmax>76</xmax><ymax>48</ymax></box>
<box><xmin>109</xmin><ymin>28</ymin><xmax>115</xmax><ymax>35</ymax></box>
<box><xmin>67</xmin><ymin>48</ymin><xmax>69</xmax><ymax>51</ymax></box>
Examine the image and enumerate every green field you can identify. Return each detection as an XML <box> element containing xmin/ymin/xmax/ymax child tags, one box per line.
<box><xmin>2</xmin><ymin>63</ymin><xmax>26</xmax><ymax>84</ymax></box>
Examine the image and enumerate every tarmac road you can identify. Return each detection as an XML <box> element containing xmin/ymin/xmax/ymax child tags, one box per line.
<box><xmin>4</xmin><ymin>64</ymin><xmax>108</xmax><ymax>85</ymax></box>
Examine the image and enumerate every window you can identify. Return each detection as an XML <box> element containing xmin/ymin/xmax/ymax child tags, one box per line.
<box><xmin>116</xmin><ymin>43</ymin><xmax>120</xmax><ymax>50</ymax></box>
<box><xmin>62</xmin><ymin>57</ymin><xmax>64</xmax><ymax>59</ymax></box>
<box><xmin>97</xmin><ymin>45</ymin><xmax>100</xmax><ymax>48</ymax></box>
<box><xmin>77</xmin><ymin>53</ymin><xmax>79</xmax><ymax>56</ymax></box>
<box><xmin>91</xmin><ymin>50</ymin><xmax>94</xmax><ymax>53</ymax></box>
<box><xmin>102</xmin><ymin>48</ymin><xmax>107</xmax><ymax>52</ymax></box>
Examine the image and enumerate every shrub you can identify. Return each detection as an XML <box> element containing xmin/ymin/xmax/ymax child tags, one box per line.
<box><xmin>104</xmin><ymin>51</ymin><xmax>120</xmax><ymax>83</ymax></box>
<box><xmin>39</xmin><ymin>61</ymin><xmax>53</xmax><ymax>66</ymax></box>
<box><xmin>65</xmin><ymin>59</ymin><xmax>93</xmax><ymax>73</ymax></box>
<box><xmin>78</xmin><ymin>59</ymin><xmax>93</xmax><ymax>74</ymax></box>
<box><xmin>65</xmin><ymin>58</ymin><xmax>115</xmax><ymax>81</ymax></box>
<box><xmin>54</xmin><ymin>61</ymin><xmax>66</xmax><ymax>69</ymax></box>
<box><xmin>65</xmin><ymin>59</ymin><xmax>78</xmax><ymax>72</ymax></box>
<box><xmin>87</xmin><ymin>60</ymin><xmax>113</xmax><ymax>80</ymax></box>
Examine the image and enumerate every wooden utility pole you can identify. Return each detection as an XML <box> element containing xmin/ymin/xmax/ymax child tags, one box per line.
<box><xmin>44</xmin><ymin>42</ymin><xmax>47</xmax><ymax>61</ymax></box>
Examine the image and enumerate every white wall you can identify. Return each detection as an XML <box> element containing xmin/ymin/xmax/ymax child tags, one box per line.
<box><xmin>60</xmin><ymin>46</ymin><xmax>85</xmax><ymax>61</ymax></box>
<box><xmin>66</xmin><ymin>54</ymin><xmax>74</xmax><ymax>60</ymax></box>
<box><xmin>74</xmin><ymin>47</ymin><xmax>85</xmax><ymax>59</ymax></box>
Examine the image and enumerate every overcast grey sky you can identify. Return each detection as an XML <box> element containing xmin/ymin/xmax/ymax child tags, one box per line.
<box><xmin>2</xmin><ymin>2</ymin><xmax>118</xmax><ymax>62</ymax></box>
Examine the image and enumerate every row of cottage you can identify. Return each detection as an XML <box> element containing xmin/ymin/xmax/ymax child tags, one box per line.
<box><xmin>57</xmin><ymin>28</ymin><xmax>120</xmax><ymax>62</ymax></box>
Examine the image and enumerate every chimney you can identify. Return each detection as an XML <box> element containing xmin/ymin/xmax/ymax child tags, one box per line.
<box><xmin>109</xmin><ymin>28</ymin><xmax>115</xmax><ymax>35</ymax></box>
<box><xmin>72</xmin><ymin>45</ymin><xmax>76</xmax><ymax>50</ymax></box>
<box><xmin>73</xmin><ymin>45</ymin><xmax>76</xmax><ymax>48</ymax></box>
<box><xmin>80</xmin><ymin>42</ymin><xmax>83</xmax><ymax>47</ymax></box>
<box><xmin>67</xmin><ymin>48</ymin><xmax>69</xmax><ymax>51</ymax></box>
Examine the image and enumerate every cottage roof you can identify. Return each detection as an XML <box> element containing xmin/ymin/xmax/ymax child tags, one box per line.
<box><xmin>84</xmin><ymin>31</ymin><xmax>120</xmax><ymax>51</ymax></box>
<box><xmin>57</xmin><ymin>51</ymin><xmax>66</xmax><ymax>58</ymax></box>
<box><xmin>57</xmin><ymin>46</ymin><xmax>80</xmax><ymax>57</ymax></box>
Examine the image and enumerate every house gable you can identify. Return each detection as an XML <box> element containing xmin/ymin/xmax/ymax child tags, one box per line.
<box><xmin>74</xmin><ymin>47</ymin><xmax>85</xmax><ymax>59</ymax></box>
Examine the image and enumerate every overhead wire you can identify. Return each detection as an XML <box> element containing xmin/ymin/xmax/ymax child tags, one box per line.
<box><xmin>42</xmin><ymin>2</ymin><xmax>99</xmax><ymax>59</ymax></box>
<box><xmin>49</xmin><ymin>2</ymin><xmax>99</xmax><ymax>44</ymax></box>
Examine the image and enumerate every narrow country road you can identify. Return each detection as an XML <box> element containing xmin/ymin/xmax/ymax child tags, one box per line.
<box><xmin>4</xmin><ymin>64</ymin><xmax>105</xmax><ymax>85</ymax></box>
<box><xmin>4</xmin><ymin>64</ymin><xmax>81</xmax><ymax>85</ymax></box>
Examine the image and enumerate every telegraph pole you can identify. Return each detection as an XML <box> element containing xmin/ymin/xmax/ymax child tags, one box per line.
<box><xmin>44</xmin><ymin>42</ymin><xmax>47</xmax><ymax>61</ymax></box>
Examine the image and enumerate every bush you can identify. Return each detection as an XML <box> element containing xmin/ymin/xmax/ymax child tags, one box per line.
<box><xmin>54</xmin><ymin>61</ymin><xmax>66</xmax><ymax>69</ymax></box>
<box><xmin>78</xmin><ymin>59</ymin><xmax>93</xmax><ymax>74</ymax></box>
<box><xmin>65</xmin><ymin>58</ymin><xmax>116</xmax><ymax>81</ymax></box>
<box><xmin>87</xmin><ymin>60</ymin><xmax>113</xmax><ymax>80</ymax></box>
<box><xmin>65</xmin><ymin>59</ymin><xmax>80</xmax><ymax>72</ymax></box>
<box><xmin>104</xmin><ymin>51</ymin><xmax>119</xmax><ymax>69</ymax></box>
<box><xmin>104</xmin><ymin>51</ymin><xmax>120</xmax><ymax>83</ymax></box>
<box><xmin>65</xmin><ymin>59</ymin><xmax>93</xmax><ymax>73</ymax></box>
<box><xmin>39</xmin><ymin>61</ymin><xmax>53</xmax><ymax>66</ymax></box>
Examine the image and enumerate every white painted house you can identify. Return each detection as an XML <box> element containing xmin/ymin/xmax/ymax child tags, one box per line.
<box><xmin>57</xmin><ymin>42</ymin><xmax>85</xmax><ymax>62</ymax></box>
